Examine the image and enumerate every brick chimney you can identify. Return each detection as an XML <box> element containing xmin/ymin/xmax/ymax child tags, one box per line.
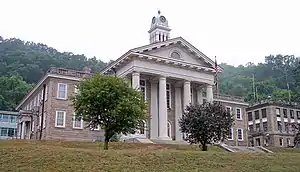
<box><xmin>83</xmin><ymin>67</ymin><xmax>92</xmax><ymax>74</ymax></box>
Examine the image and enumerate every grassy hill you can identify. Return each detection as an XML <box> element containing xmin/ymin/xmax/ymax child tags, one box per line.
<box><xmin>0</xmin><ymin>140</ymin><xmax>300</xmax><ymax>172</ymax></box>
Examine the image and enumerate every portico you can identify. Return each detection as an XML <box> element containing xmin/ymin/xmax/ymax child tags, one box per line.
<box><xmin>100</xmin><ymin>11</ymin><xmax>220</xmax><ymax>142</ymax></box>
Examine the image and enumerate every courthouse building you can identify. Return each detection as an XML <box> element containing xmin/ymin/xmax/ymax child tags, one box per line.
<box><xmin>16</xmin><ymin>11</ymin><xmax>248</xmax><ymax>145</ymax></box>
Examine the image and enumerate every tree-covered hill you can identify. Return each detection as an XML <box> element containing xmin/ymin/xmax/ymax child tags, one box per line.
<box><xmin>0</xmin><ymin>36</ymin><xmax>106</xmax><ymax>110</ymax></box>
<box><xmin>0</xmin><ymin>36</ymin><xmax>299</xmax><ymax>110</ymax></box>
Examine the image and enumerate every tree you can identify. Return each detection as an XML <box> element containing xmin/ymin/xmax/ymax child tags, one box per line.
<box><xmin>290</xmin><ymin>123</ymin><xmax>300</xmax><ymax>148</ymax></box>
<box><xmin>72</xmin><ymin>73</ymin><xmax>147</xmax><ymax>150</ymax></box>
<box><xmin>179</xmin><ymin>102</ymin><xmax>234</xmax><ymax>151</ymax></box>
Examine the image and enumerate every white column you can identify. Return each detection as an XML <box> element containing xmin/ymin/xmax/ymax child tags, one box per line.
<box><xmin>197</xmin><ymin>87</ymin><xmax>203</xmax><ymax>105</ymax></box>
<box><xmin>132</xmin><ymin>72</ymin><xmax>140</xmax><ymax>89</ymax></box>
<box><xmin>21</xmin><ymin>121</ymin><xmax>25</xmax><ymax>139</ymax></box>
<box><xmin>175</xmin><ymin>85</ymin><xmax>183</xmax><ymax>141</ymax></box>
<box><xmin>158</xmin><ymin>76</ymin><xmax>169</xmax><ymax>139</ymax></box>
<box><xmin>183</xmin><ymin>80</ymin><xmax>191</xmax><ymax>110</ymax></box>
<box><xmin>150</xmin><ymin>80</ymin><xmax>159</xmax><ymax>139</ymax></box>
<box><xmin>206</xmin><ymin>84</ymin><xmax>213</xmax><ymax>103</ymax></box>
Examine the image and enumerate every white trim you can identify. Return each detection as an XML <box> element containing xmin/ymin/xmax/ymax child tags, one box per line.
<box><xmin>214</xmin><ymin>99</ymin><xmax>249</xmax><ymax>106</ymax></box>
<box><xmin>57</xmin><ymin>83</ymin><xmax>68</xmax><ymax>100</ymax></box>
<box><xmin>262</xmin><ymin>118</ymin><xmax>267</xmax><ymax>122</ymax></box>
<box><xmin>248</xmin><ymin>121</ymin><xmax>253</xmax><ymax>125</ymax></box>
<box><xmin>167</xmin><ymin>121</ymin><xmax>172</xmax><ymax>138</ymax></box>
<box><xmin>55</xmin><ymin>111</ymin><xmax>66</xmax><ymax>128</ymax></box>
<box><xmin>73</xmin><ymin>113</ymin><xmax>83</xmax><ymax>129</ymax></box>
<box><xmin>228</xmin><ymin>127</ymin><xmax>234</xmax><ymax>140</ymax></box>
<box><xmin>276</xmin><ymin>117</ymin><xmax>281</xmax><ymax>121</ymax></box>
<box><xmin>236</xmin><ymin>108</ymin><xmax>242</xmax><ymax>120</ymax></box>
<box><xmin>237</xmin><ymin>128</ymin><xmax>243</xmax><ymax>141</ymax></box>
<box><xmin>166</xmin><ymin>83</ymin><xmax>171</xmax><ymax>109</ymax></box>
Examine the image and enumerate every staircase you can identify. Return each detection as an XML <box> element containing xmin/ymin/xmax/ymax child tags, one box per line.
<box><xmin>218</xmin><ymin>143</ymin><xmax>273</xmax><ymax>153</ymax></box>
<box><xmin>151</xmin><ymin>139</ymin><xmax>189</xmax><ymax>145</ymax></box>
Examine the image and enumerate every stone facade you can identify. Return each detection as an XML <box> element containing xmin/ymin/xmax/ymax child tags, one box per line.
<box><xmin>246</xmin><ymin>101</ymin><xmax>300</xmax><ymax>147</ymax></box>
<box><xmin>16</xmin><ymin>68</ymin><xmax>104</xmax><ymax>141</ymax></box>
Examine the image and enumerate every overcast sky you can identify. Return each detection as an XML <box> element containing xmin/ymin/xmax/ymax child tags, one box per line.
<box><xmin>1</xmin><ymin>0</ymin><xmax>299</xmax><ymax>66</ymax></box>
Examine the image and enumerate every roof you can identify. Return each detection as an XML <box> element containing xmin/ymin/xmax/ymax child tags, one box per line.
<box><xmin>101</xmin><ymin>37</ymin><xmax>223</xmax><ymax>74</ymax></box>
<box><xmin>246</xmin><ymin>100</ymin><xmax>300</xmax><ymax>111</ymax></box>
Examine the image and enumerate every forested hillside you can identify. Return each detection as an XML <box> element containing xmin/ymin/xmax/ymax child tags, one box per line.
<box><xmin>0</xmin><ymin>36</ymin><xmax>299</xmax><ymax>111</ymax></box>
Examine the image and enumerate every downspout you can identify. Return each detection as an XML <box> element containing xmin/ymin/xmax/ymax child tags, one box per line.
<box><xmin>39</xmin><ymin>84</ymin><xmax>46</xmax><ymax>140</ymax></box>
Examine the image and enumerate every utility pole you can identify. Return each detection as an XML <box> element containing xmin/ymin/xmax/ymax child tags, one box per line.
<box><xmin>285</xmin><ymin>73</ymin><xmax>291</xmax><ymax>102</ymax></box>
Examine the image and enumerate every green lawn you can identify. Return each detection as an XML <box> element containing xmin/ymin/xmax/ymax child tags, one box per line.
<box><xmin>0</xmin><ymin>140</ymin><xmax>300</xmax><ymax>172</ymax></box>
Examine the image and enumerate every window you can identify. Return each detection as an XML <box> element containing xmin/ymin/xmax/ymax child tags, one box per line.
<box><xmin>166</xmin><ymin>83</ymin><xmax>171</xmax><ymax>109</ymax></box>
<box><xmin>261</xmin><ymin>108</ymin><xmax>267</xmax><ymax>118</ymax></box>
<box><xmin>1</xmin><ymin>115</ymin><xmax>9</xmax><ymax>122</ymax></box>
<box><xmin>249</xmin><ymin>125</ymin><xmax>254</xmax><ymax>132</ymax></box>
<box><xmin>285</xmin><ymin>122</ymin><xmax>289</xmax><ymax>133</ymax></box>
<box><xmin>57</xmin><ymin>83</ymin><xmax>67</xmax><ymax>99</ymax></box>
<box><xmin>287</xmin><ymin>138</ymin><xmax>291</xmax><ymax>146</ymax></box>
<box><xmin>256</xmin><ymin>123</ymin><xmax>260</xmax><ymax>131</ymax></box>
<box><xmin>7</xmin><ymin>128</ymin><xmax>15</xmax><ymax>137</ymax></box>
<box><xmin>279</xmin><ymin>138</ymin><xmax>283</xmax><ymax>146</ymax></box>
<box><xmin>276</xmin><ymin>108</ymin><xmax>280</xmax><ymax>117</ymax></box>
<box><xmin>254</xmin><ymin>110</ymin><xmax>259</xmax><ymax>119</ymax></box>
<box><xmin>237</xmin><ymin>129</ymin><xmax>243</xmax><ymax>141</ymax></box>
<box><xmin>170</xmin><ymin>51</ymin><xmax>181</xmax><ymax>59</ymax></box>
<box><xmin>140</xmin><ymin>80</ymin><xmax>146</xmax><ymax>100</ymax></box>
<box><xmin>226</xmin><ymin>107</ymin><xmax>232</xmax><ymax>115</ymax></box>
<box><xmin>248</xmin><ymin>112</ymin><xmax>253</xmax><ymax>121</ymax></box>
<box><xmin>55</xmin><ymin>111</ymin><xmax>66</xmax><ymax>128</ymax></box>
<box><xmin>236</xmin><ymin>108</ymin><xmax>242</xmax><ymax>120</ymax></box>
<box><xmin>297</xmin><ymin>111</ymin><xmax>300</xmax><ymax>119</ymax></box>
<box><xmin>283</xmin><ymin>109</ymin><xmax>287</xmax><ymax>118</ymax></box>
<box><xmin>228</xmin><ymin>128</ymin><xmax>233</xmax><ymax>140</ymax></box>
<box><xmin>10</xmin><ymin>116</ymin><xmax>15</xmax><ymax>123</ymax></box>
<box><xmin>263</xmin><ymin>122</ymin><xmax>268</xmax><ymax>131</ymax></box>
<box><xmin>0</xmin><ymin>128</ymin><xmax>8</xmax><ymax>136</ymax></box>
<box><xmin>277</xmin><ymin>121</ymin><xmax>282</xmax><ymax>131</ymax></box>
<box><xmin>290</xmin><ymin>110</ymin><xmax>295</xmax><ymax>119</ymax></box>
<box><xmin>73</xmin><ymin>113</ymin><xmax>83</xmax><ymax>129</ymax></box>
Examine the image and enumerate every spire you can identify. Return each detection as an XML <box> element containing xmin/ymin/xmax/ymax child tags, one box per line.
<box><xmin>148</xmin><ymin>10</ymin><xmax>171</xmax><ymax>44</ymax></box>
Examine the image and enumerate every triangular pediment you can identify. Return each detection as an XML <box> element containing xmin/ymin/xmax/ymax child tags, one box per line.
<box><xmin>130</xmin><ymin>37</ymin><xmax>221</xmax><ymax>71</ymax></box>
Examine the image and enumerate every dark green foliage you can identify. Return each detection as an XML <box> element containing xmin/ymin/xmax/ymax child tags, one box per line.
<box><xmin>72</xmin><ymin>74</ymin><xmax>147</xmax><ymax>150</ymax></box>
<box><xmin>179</xmin><ymin>102</ymin><xmax>234</xmax><ymax>151</ymax></box>
<box><xmin>0</xmin><ymin>36</ymin><xmax>106</xmax><ymax>110</ymax></box>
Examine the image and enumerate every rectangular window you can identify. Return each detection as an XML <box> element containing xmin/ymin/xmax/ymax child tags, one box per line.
<box><xmin>297</xmin><ymin>111</ymin><xmax>300</xmax><ymax>119</ymax></box>
<box><xmin>276</xmin><ymin>108</ymin><xmax>280</xmax><ymax>117</ymax></box>
<box><xmin>248</xmin><ymin>112</ymin><xmax>253</xmax><ymax>121</ymax></box>
<box><xmin>290</xmin><ymin>110</ymin><xmax>295</xmax><ymax>119</ymax></box>
<box><xmin>287</xmin><ymin>138</ymin><xmax>291</xmax><ymax>146</ymax></box>
<box><xmin>254</xmin><ymin>110</ymin><xmax>259</xmax><ymax>119</ymax></box>
<box><xmin>285</xmin><ymin>122</ymin><xmax>289</xmax><ymax>133</ymax></box>
<box><xmin>7</xmin><ymin>128</ymin><xmax>15</xmax><ymax>137</ymax></box>
<box><xmin>166</xmin><ymin>83</ymin><xmax>171</xmax><ymax>109</ymax></box>
<box><xmin>1</xmin><ymin>127</ymin><xmax>8</xmax><ymax>136</ymax></box>
<box><xmin>55</xmin><ymin>111</ymin><xmax>66</xmax><ymax>128</ymax></box>
<box><xmin>256</xmin><ymin>123</ymin><xmax>260</xmax><ymax>131</ymax></box>
<box><xmin>277</xmin><ymin>121</ymin><xmax>282</xmax><ymax>131</ymax></box>
<box><xmin>261</xmin><ymin>108</ymin><xmax>267</xmax><ymax>118</ymax></box>
<box><xmin>140</xmin><ymin>80</ymin><xmax>146</xmax><ymax>100</ymax></box>
<box><xmin>73</xmin><ymin>113</ymin><xmax>83</xmax><ymax>129</ymax></box>
<box><xmin>228</xmin><ymin>128</ymin><xmax>233</xmax><ymax>140</ymax></box>
<box><xmin>283</xmin><ymin>109</ymin><xmax>287</xmax><ymax>118</ymax></box>
<box><xmin>10</xmin><ymin>116</ymin><xmax>15</xmax><ymax>123</ymax></box>
<box><xmin>263</xmin><ymin>122</ymin><xmax>268</xmax><ymax>132</ymax></box>
<box><xmin>226</xmin><ymin>106</ymin><xmax>232</xmax><ymax>115</ymax></box>
<box><xmin>2</xmin><ymin>115</ymin><xmax>9</xmax><ymax>122</ymax></box>
<box><xmin>57</xmin><ymin>83</ymin><xmax>67</xmax><ymax>99</ymax></box>
<box><xmin>237</xmin><ymin>129</ymin><xmax>243</xmax><ymax>141</ymax></box>
<box><xmin>279</xmin><ymin>138</ymin><xmax>283</xmax><ymax>146</ymax></box>
<box><xmin>236</xmin><ymin>108</ymin><xmax>242</xmax><ymax>120</ymax></box>
<box><xmin>249</xmin><ymin>125</ymin><xmax>254</xmax><ymax>132</ymax></box>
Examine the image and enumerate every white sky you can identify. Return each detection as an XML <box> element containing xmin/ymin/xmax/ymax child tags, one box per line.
<box><xmin>0</xmin><ymin>0</ymin><xmax>299</xmax><ymax>66</ymax></box>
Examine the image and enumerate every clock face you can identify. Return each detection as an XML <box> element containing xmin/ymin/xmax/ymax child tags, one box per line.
<box><xmin>152</xmin><ymin>17</ymin><xmax>156</xmax><ymax>24</ymax></box>
<box><xmin>160</xmin><ymin>16</ymin><xmax>166</xmax><ymax>23</ymax></box>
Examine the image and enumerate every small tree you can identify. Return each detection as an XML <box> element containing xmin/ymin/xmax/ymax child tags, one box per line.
<box><xmin>179</xmin><ymin>102</ymin><xmax>234</xmax><ymax>151</ymax></box>
<box><xmin>72</xmin><ymin>73</ymin><xmax>147</xmax><ymax>150</ymax></box>
<box><xmin>290</xmin><ymin>123</ymin><xmax>300</xmax><ymax>148</ymax></box>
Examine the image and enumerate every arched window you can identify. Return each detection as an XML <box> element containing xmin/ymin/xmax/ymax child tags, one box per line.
<box><xmin>167</xmin><ymin>121</ymin><xmax>172</xmax><ymax>137</ymax></box>
<box><xmin>170</xmin><ymin>51</ymin><xmax>181</xmax><ymax>59</ymax></box>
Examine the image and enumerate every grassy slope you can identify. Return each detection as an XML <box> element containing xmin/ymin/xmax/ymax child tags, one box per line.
<box><xmin>0</xmin><ymin>140</ymin><xmax>300</xmax><ymax>172</ymax></box>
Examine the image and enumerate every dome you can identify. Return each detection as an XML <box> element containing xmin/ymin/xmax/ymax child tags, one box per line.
<box><xmin>150</xmin><ymin>10</ymin><xmax>169</xmax><ymax>29</ymax></box>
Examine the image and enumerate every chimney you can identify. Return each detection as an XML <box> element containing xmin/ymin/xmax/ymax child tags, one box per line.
<box><xmin>83</xmin><ymin>67</ymin><xmax>92</xmax><ymax>74</ymax></box>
